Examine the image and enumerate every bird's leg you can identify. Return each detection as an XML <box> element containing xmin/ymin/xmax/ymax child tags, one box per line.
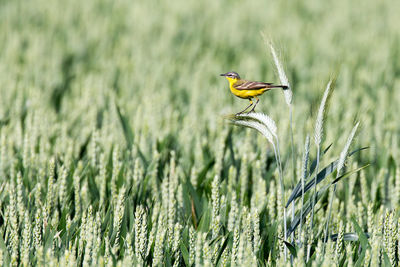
<box><xmin>236</xmin><ymin>99</ymin><xmax>253</xmax><ymax>115</ymax></box>
<box><xmin>248</xmin><ymin>97</ymin><xmax>259</xmax><ymax>113</ymax></box>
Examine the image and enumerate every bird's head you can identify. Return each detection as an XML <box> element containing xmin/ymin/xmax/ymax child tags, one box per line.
<box><xmin>220</xmin><ymin>71</ymin><xmax>240</xmax><ymax>83</ymax></box>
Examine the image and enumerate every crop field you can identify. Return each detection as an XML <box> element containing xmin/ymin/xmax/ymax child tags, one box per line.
<box><xmin>1</xmin><ymin>0</ymin><xmax>400</xmax><ymax>265</ymax></box>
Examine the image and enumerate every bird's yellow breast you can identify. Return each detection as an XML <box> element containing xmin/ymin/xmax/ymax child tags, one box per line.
<box><xmin>226</xmin><ymin>77</ymin><xmax>266</xmax><ymax>99</ymax></box>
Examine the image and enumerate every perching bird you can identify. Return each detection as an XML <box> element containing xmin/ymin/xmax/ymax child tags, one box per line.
<box><xmin>220</xmin><ymin>71</ymin><xmax>288</xmax><ymax>114</ymax></box>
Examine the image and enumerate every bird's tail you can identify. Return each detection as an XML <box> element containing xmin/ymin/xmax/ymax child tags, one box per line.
<box><xmin>269</xmin><ymin>85</ymin><xmax>289</xmax><ymax>90</ymax></box>
<box><xmin>273</xmin><ymin>85</ymin><xmax>289</xmax><ymax>90</ymax></box>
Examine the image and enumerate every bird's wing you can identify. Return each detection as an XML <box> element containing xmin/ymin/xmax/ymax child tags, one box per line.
<box><xmin>233</xmin><ymin>80</ymin><xmax>273</xmax><ymax>90</ymax></box>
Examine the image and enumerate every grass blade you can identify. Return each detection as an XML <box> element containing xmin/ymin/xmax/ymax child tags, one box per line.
<box><xmin>330</xmin><ymin>232</ymin><xmax>370</xmax><ymax>242</ymax></box>
<box><xmin>286</xmin><ymin>147</ymin><xmax>368</xmax><ymax>207</ymax></box>
<box><xmin>115</xmin><ymin>102</ymin><xmax>134</xmax><ymax>148</ymax></box>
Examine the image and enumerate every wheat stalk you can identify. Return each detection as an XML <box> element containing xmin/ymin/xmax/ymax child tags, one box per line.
<box><xmin>324</xmin><ymin>122</ymin><xmax>360</xmax><ymax>244</ymax></box>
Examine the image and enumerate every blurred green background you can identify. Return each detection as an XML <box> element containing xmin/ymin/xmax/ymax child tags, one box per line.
<box><xmin>1</xmin><ymin>0</ymin><xmax>399</xmax><ymax>153</ymax></box>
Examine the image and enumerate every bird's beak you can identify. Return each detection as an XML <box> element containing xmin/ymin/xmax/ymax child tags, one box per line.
<box><xmin>220</xmin><ymin>73</ymin><xmax>226</xmax><ymax>76</ymax></box>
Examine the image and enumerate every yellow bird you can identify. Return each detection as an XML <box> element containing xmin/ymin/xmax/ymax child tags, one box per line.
<box><xmin>220</xmin><ymin>71</ymin><xmax>288</xmax><ymax>114</ymax></box>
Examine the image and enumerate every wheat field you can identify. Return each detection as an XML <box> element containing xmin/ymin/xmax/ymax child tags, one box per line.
<box><xmin>0</xmin><ymin>0</ymin><xmax>400</xmax><ymax>265</ymax></box>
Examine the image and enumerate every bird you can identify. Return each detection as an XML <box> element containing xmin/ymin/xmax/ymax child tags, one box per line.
<box><xmin>220</xmin><ymin>71</ymin><xmax>288</xmax><ymax>114</ymax></box>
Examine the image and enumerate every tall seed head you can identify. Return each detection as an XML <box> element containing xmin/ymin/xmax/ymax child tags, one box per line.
<box><xmin>337</xmin><ymin>122</ymin><xmax>360</xmax><ymax>174</ymax></box>
<box><xmin>264</xmin><ymin>38</ymin><xmax>292</xmax><ymax>106</ymax></box>
<box><xmin>314</xmin><ymin>80</ymin><xmax>333</xmax><ymax>146</ymax></box>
